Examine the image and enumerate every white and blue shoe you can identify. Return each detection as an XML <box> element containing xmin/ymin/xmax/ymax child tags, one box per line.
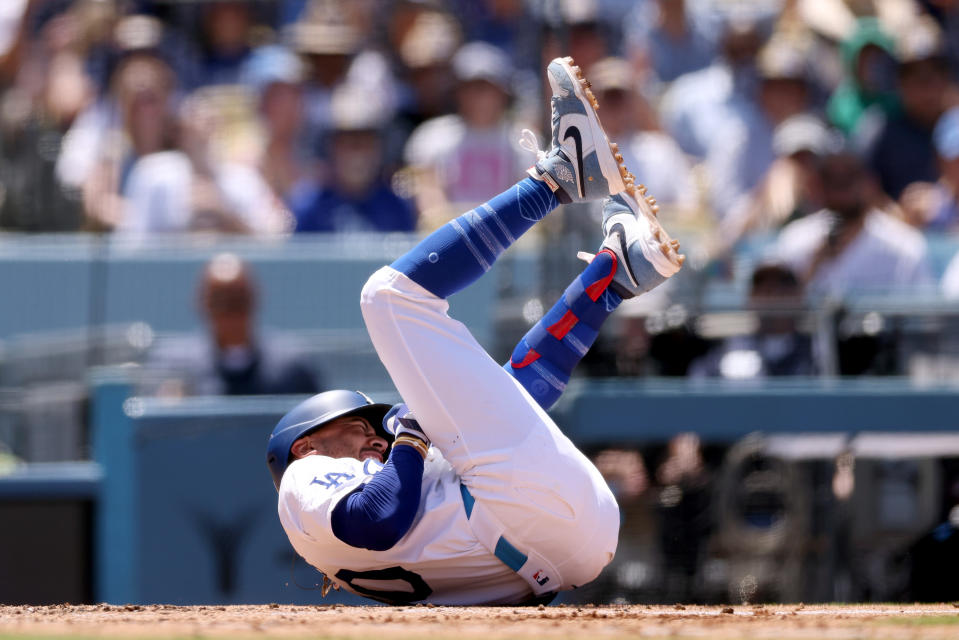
<box><xmin>522</xmin><ymin>56</ymin><xmax>630</xmax><ymax>203</ymax></box>
<box><xmin>582</xmin><ymin>186</ymin><xmax>685</xmax><ymax>298</ymax></box>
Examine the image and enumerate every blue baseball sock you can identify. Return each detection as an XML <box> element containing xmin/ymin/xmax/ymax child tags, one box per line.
<box><xmin>505</xmin><ymin>250</ymin><xmax>623</xmax><ymax>411</ymax></box>
<box><xmin>391</xmin><ymin>178</ymin><xmax>558</xmax><ymax>299</ymax></box>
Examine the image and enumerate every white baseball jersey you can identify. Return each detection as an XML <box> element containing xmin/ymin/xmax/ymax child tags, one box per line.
<box><xmin>279</xmin><ymin>266</ymin><xmax>620</xmax><ymax>605</ymax></box>
<box><xmin>278</xmin><ymin>451</ymin><xmax>532</xmax><ymax>605</ymax></box>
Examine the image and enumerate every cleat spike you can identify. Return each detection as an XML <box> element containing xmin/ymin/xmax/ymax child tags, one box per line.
<box><xmin>619</xmin><ymin>166</ymin><xmax>629</xmax><ymax>177</ymax></box>
<box><xmin>611</xmin><ymin>142</ymin><xmax>619</xmax><ymax>153</ymax></box>
<box><xmin>572</xmin><ymin>65</ymin><xmax>582</xmax><ymax>77</ymax></box>
<box><xmin>677</xmin><ymin>254</ymin><xmax>686</xmax><ymax>266</ymax></box>
<box><xmin>638</xmin><ymin>185</ymin><xmax>648</xmax><ymax>195</ymax></box>
<box><xmin>660</xmin><ymin>242</ymin><xmax>671</xmax><ymax>257</ymax></box>
<box><xmin>670</xmin><ymin>239</ymin><xmax>681</xmax><ymax>249</ymax></box>
<box><xmin>652</xmin><ymin>205</ymin><xmax>660</xmax><ymax>215</ymax></box>
<box><xmin>614</xmin><ymin>153</ymin><xmax>624</xmax><ymax>162</ymax></box>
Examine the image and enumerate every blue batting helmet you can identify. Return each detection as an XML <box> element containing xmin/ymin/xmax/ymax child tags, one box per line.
<box><xmin>266</xmin><ymin>390</ymin><xmax>393</xmax><ymax>490</ymax></box>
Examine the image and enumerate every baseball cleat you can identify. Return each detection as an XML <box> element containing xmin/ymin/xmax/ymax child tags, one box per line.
<box><xmin>582</xmin><ymin>184</ymin><xmax>685</xmax><ymax>298</ymax></box>
<box><xmin>522</xmin><ymin>56</ymin><xmax>629</xmax><ymax>203</ymax></box>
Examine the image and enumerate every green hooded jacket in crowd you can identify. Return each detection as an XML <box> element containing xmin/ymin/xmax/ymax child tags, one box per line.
<box><xmin>827</xmin><ymin>17</ymin><xmax>901</xmax><ymax>136</ymax></box>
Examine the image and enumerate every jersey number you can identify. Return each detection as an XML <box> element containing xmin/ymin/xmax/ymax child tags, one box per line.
<box><xmin>310</xmin><ymin>472</ymin><xmax>355</xmax><ymax>489</ymax></box>
<box><xmin>334</xmin><ymin>566</ymin><xmax>433</xmax><ymax>604</ymax></box>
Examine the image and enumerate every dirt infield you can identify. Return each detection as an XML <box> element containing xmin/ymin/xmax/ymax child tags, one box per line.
<box><xmin>2</xmin><ymin>603</ymin><xmax>958</xmax><ymax>639</ymax></box>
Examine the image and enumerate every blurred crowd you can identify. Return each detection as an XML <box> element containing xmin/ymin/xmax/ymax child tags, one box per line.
<box><xmin>3</xmin><ymin>0</ymin><xmax>959</xmax><ymax>379</ymax></box>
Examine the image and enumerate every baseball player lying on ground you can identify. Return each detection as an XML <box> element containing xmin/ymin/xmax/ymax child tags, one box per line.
<box><xmin>266</xmin><ymin>57</ymin><xmax>685</xmax><ymax>606</ymax></box>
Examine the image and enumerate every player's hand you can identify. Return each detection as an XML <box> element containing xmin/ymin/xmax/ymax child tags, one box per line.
<box><xmin>384</xmin><ymin>403</ymin><xmax>430</xmax><ymax>457</ymax></box>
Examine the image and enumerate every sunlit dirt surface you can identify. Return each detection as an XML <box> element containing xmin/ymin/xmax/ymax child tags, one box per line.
<box><xmin>2</xmin><ymin>603</ymin><xmax>959</xmax><ymax>639</ymax></box>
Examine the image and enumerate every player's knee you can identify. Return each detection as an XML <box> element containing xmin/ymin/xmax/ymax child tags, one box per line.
<box><xmin>360</xmin><ymin>267</ymin><xmax>396</xmax><ymax>312</ymax></box>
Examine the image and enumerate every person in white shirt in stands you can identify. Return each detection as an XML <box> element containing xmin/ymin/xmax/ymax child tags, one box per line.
<box><xmin>118</xmin><ymin>90</ymin><xmax>290</xmax><ymax>239</ymax></box>
<box><xmin>404</xmin><ymin>42</ymin><xmax>530</xmax><ymax>229</ymax></box>
<box><xmin>774</xmin><ymin>148</ymin><xmax>934</xmax><ymax>297</ymax></box>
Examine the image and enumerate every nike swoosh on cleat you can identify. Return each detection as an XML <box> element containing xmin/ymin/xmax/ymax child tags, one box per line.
<box><xmin>563</xmin><ymin>125</ymin><xmax>586</xmax><ymax>197</ymax></box>
<box><xmin>609</xmin><ymin>222</ymin><xmax>639</xmax><ymax>288</ymax></box>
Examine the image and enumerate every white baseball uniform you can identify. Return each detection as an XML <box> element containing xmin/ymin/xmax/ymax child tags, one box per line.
<box><xmin>277</xmin><ymin>266</ymin><xmax>619</xmax><ymax>605</ymax></box>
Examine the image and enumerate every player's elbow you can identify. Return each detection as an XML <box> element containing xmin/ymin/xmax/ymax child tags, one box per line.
<box><xmin>361</xmin><ymin>524</ymin><xmax>407</xmax><ymax>551</ymax></box>
<box><xmin>336</xmin><ymin>514</ymin><xmax>411</xmax><ymax>551</ymax></box>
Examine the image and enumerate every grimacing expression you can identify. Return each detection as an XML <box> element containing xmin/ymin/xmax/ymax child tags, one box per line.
<box><xmin>293</xmin><ymin>416</ymin><xmax>388</xmax><ymax>463</ymax></box>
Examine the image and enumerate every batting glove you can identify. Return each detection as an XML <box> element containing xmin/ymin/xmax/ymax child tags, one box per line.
<box><xmin>383</xmin><ymin>403</ymin><xmax>430</xmax><ymax>457</ymax></box>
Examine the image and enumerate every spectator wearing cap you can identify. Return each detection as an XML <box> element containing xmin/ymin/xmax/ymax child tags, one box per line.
<box><xmin>624</xmin><ymin>0</ymin><xmax>717</xmax><ymax>89</ymax></box>
<box><xmin>587</xmin><ymin>57</ymin><xmax>695</xmax><ymax>212</ymax></box>
<box><xmin>774</xmin><ymin>149</ymin><xmax>934</xmax><ymax>297</ymax></box>
<box><xmin>285</xmin><ymin>7</ymin><xmax>377</xmax><ymax>162</ymax></box>
<box><xmin>147</xmin><ymin>253</ymin><xmax>321</xmax><ymax>397</ymax></box>
<box><xmin>403</xmin><ymin>41</ymin><xmax>529</xmax><ymax>229</ymax></box>
<box><xmin>292</xmin><ymin>83</ymin><xmax>415</xmax><ymax>232</ymax></box>
<box><xmin>869</xmin><ymin>16</ymin><xmax>956</xmax><ymax>201</ymax></box>
<box><xmin>721</xmin><ymin>115</ymin><xmax>839</xmax><ymax>248</ymax></box>
<box><xmin>242</xmin><ymin>45</ymin><xmax>318</xmax><ymax>207</ymax></box>
<box><xmin>392</xmin><ymin>9</ymin><xmax>461</xmax><ymax>136</ymax></box>
<box><xmin>689</xmin><ymin>262</ymin><xmax>815</xmax><ymax>378</ymax></box>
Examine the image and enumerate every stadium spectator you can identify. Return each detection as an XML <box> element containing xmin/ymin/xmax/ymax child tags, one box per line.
<box><xmin>55</xmin><ymin>12</ymin><xmax>160</xmax><ymax>195</ymax></box>
<box><xmin>774</xmin><ymin>149</ymin><xmax>935</xmax><ymax>297</ymax></box>
<box><xmin>899</xmin><ymin>106</ymin><xmax>959</xmax><ymax>230</ymax></box>
<box><xmin>391</xmin><ymin>8</ymin><xmax>460</xmax><ymax>136</ymax></box>
<box><xmin>869</xmin><ymin>16</ymin><xmax>955</xmax><ymax>201</ymax></box>
<box><xmin>587</xmin><ymin>57</ymin><xmax>696</xmax><ymax>212</ymax></box>
<box><xmin>292</xmin><ymin>84</ymin><xmax>415</xmax><ymax>232</ymax></box>
<box><xmin>659</xmin><ymin>7</ymin><xmax>771</xmax><ymax>161</ymax></box>
<box><xmin>721</xmin><ymin>115</ymin><xmax>837</xmax><ymax>246</ymax></box>
<box><xmin>708</xmin><ymin>35</ymin><xmax>815</xmax><ymax>220</ymax></box>
<box><xmin>826</xmin><ymin>18</ymin><xmax>899</xmax><ymax>138</ymax></box>
<box><xmin>117</xmin><ymin>88</ymin><xmax>290</xmax><ymax>238</ymax></box>
<box><xmin>286</xmin><ymin>8</ymin><xmax>364</xmax><ymax>160</ymax></box>
<box><xmin>242</xmin><ymin>45</ymin><xmax>317</xmax><ymax>207</ymax></box>
<box><xmin>539</xmin><ymin>2</ymin><xmax>610</xmax><ymax>76</ymax></box>
<box><xmin>404</xmin><ymin>42</ymin><xmax>528</xmax><ymax>228</ymax></box>
<box><xmin>689</xmin><ymin>263</ymin><xmax>815</xmax><ymax>378</ymax></box>
<box><xmin>81</xmin><ymin>47</ymin><xmax>178</xmax><ymax>230</ymax></box>
<box><xmin>453</xmin><ymin>0</ymin><xmax>536</xmax><ymax>70</ymax></box>
<box><xmin>624</xmin><ymin>0</ymin><xmax>718</xmax><ymax>90</ymax></box>
<box><xmin>194</xmin><ymin>1</ymin><xmax>256</xmax><ymax>86</ymax></box>
<box><xmin>0</xmin><ymin>7</ymin><xmax>91</xmax><ymax>230</ymax></box>
<box><xmin>147</xmin><ymin>253</ymin><xmax>320</xmax><ymax>397</ymax></box>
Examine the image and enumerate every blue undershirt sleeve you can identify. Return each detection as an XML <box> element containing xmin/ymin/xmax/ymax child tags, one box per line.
<box><xmin>330</xmin><ymin>445</ymin><xmax>425</xmax><ymax>551</ymax></box>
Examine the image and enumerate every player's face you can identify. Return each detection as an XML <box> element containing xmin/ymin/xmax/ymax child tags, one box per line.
<box><xmin>298</xmin><ymin>416</ymin><xmax>388</xmax><ymax>463</ymax></box>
